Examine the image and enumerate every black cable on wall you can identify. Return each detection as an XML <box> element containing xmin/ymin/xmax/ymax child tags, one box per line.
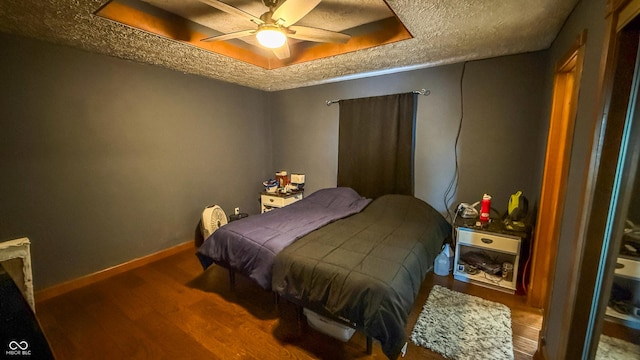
<box><xmin>444</xmin><ymin>61</ymin><xmax>467</xmax><ymax>224</ymax></box>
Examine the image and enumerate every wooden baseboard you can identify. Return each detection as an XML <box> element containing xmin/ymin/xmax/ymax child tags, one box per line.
<box><xmin>35</xmin><ymin>241</ymin><xmax>196</xmax><ymax>303</ymax></box>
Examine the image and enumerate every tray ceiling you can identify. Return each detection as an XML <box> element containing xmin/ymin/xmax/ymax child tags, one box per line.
<box><xmin>95</xmin><ymin>0</ymin><xmax>412</xmax><ymax>69</ymax></box>
<box><xmin>0</xmin><ymin>0</ymin><xmax>579</xmax><ymax>91</ymax></box>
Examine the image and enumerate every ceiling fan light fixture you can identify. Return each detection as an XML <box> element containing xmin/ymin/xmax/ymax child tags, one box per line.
<box><xmin>256</xmin><ymin>25</ymin><xmax>287</xmax><ymax>48</ymax></box>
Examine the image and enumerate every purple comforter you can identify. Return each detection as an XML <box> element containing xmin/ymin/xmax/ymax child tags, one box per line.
<box><xmin>196</xmin><ymin>187</ymin><xmax>371</xmax><ymax>289</ymax></box>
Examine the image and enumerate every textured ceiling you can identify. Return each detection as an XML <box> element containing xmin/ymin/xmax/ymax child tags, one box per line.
<box><xmin>0</xmin><ymin>0</ymin><xmax>579</xmax><ymax>91</ymax></box>
<box><xmin>94</xmin><ymin>0</ymin><xmax>412</xmax><ymax>70</ymax></box>
<box><xmin>145</xmin><ymin>0</ymin><xmax>393</xmax><ymax>36</ymax></box>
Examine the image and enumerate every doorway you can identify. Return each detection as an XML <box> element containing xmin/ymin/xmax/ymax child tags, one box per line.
<box><xmin>529</xmin><ymin>31</ymin><xmax>587</xmax><ymax>310</ymax></box>
<box><xmin>536</xmin><ymin>1</ymin><xmax>640</xmax><ymax>358</ymax></box>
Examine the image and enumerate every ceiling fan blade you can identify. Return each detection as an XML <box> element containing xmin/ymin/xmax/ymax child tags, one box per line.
<box><xmin>201</xmin><ymin>29</ymin><xmax>256</xmax><ymax>42</ymax></box>
<box><xmin>288</xmin><ymin>26</ymin><xmax>351</xmax><ymax>44</ymax></box>
<box><xmin>272</xmin><ymin>43</ymin><xmax>291</xmax><ymax>59</ymax></box>
<box><xmin>199</xmin><ymin>0</ymin><xmax>263</xmax><ymax>25</ymax></box>
<box><xmin>271</xmin><ymin>0</ymin><xmax>321</xmax><ymax>27</ymax></box>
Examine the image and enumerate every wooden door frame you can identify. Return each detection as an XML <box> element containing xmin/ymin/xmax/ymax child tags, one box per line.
<box><xmin>535</xmin><ymin>0</ymin><xmax>640</xmax><ymax>358</ymax></box>
<box><xmin>528</xmin><ymin>31</ymin><xmax>587</xmax><ymax>311</ymax></box>
<box><xmin>566</xmin><ymin>2</ymin><xmax>640</xmax><ymax>357</ymax></box>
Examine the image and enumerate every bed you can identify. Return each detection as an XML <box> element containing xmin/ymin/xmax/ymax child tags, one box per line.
<box><xmin>271</xmin><ymin>194</ymin><xmax>451</xmax><ymax>359</ymax></box>
<box><xmin>196</xmin><ymin>187</ymin><xmax>372</xmax><ymax>289</ymax></box>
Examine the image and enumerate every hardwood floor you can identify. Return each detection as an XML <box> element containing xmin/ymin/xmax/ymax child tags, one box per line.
<box><xmin>36</xmin><ymin>246</ymin><xmax>542</xmax><ymax>359</ymax></box>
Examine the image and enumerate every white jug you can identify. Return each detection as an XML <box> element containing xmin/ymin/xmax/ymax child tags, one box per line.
<box><xmin>441</xmin><ymin>243</ymin><xmax>454</xmax><ymax>271</ymax></box>
<box><xmin>434</xmin><ymin>249</ymin><xmax>450</xmax><ymax>276</ymax></box>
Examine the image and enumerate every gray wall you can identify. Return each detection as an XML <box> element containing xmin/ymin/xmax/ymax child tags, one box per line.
<box><xmin>0</xmin><ymin>34</ymin><xmax>271</xmax><ymax>289</ymax></box>
<box><xmin>0</xmin><ymin>3</ymin><xmax>614</xmax><ymax>354</ymax></box>
<box><xmin>269</xmin><ymin>53</ymin><xmax>548</xmax><ymax>218</ymax></box>
<box><xmin>1</xmin><ymin>29</ymin><xmax>552</xmax><ymax>292</ymax></box>
<box><xmin>543</xmin><ymin>0</ymin><xmax>608</xmax><ymax>357</ymax></box>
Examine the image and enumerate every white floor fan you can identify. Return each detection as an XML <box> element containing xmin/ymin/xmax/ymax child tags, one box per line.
<box><xmin>201</xmin><ymin>205</ymin><xmax>228</xmax><ymax>239</ymax></box>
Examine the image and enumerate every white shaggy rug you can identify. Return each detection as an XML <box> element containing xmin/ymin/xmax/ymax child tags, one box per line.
<box><xmin>410</xmin><ymin>285</ymin><xmax>514</xmax><ymax>360</ymax></box>
<box><xmin>596</xmin><ymin>335</ymin><xmax>640</xmax><ymax>359</ymax></box>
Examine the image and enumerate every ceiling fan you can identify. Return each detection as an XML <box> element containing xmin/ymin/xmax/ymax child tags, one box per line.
<box><xmin>199</xmin><ymin>0</ymin><xmax>351</xmax><ymax>59</ymax></box>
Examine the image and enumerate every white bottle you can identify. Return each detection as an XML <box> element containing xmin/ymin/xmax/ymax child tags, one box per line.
<box><xmin>434</xmin><ymin>247</ymin><xmax>450</xmax><ymax>276</ymax></box>
<box><xmin>441</xmin><ymin>243</ymin><xmax>454</xmax><ymax>271</ymax></box>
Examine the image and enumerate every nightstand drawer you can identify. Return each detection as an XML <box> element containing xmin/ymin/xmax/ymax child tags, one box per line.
<box><xmin>457</xmin><ymin>228</ymin><xmax>519</xmax><ymax>254</ymax></box>
<box><xmin>260</xmin><ymin>192</ymin><xmax>304</xmax><ymax>213</ymax></box>
<box><xmin>262</xmin><ymin>194</ymin><xmax>287</xmax><ymax>207</ymax></box>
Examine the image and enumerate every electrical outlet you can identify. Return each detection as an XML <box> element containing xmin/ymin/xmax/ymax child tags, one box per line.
<box><xmin>234</xmin><ymin>207</ymin><xmax>240</xmax><ymax>215</ymax></box>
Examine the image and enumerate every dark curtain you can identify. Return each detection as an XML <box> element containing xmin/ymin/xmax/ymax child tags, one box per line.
<box><xmin>337</xmin><ymin>92</ymin><xmax>417</xmax><ymax>199</ymax></box>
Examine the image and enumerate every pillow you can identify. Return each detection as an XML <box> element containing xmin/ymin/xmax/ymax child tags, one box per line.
<box><xmin>304</xmin><ymin>187</ymin><xmax>371</xmax><ymax>211</ymax></box>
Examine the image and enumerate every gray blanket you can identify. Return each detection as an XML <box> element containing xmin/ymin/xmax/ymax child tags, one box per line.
<box><xmin>272</xmin><ymin>194</ymin><xmax>451</xmax><ymax>359</ymax></box>
<box><xmin>196</xmin><ymin>187</ymin><xmax>371</xmax><ymax>289</ymax></box>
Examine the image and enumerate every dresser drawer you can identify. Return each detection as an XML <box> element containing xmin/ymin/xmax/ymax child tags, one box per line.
<box><xmin>457</xmin><ymin>228</ymin><xmax>520</xmax><ymax>254</ymax></box>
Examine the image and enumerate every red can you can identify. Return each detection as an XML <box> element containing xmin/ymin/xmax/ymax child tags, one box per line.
<box><xmin>479</xmin><ymin>194</ymin><xmax>491</xmax><ymax>222</ymax></box>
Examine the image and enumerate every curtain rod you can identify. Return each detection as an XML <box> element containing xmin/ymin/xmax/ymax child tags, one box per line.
<box><xmin>325</xmin><ymin>89</ymin><xmax>431</xmax><ymax>106</ymax></box>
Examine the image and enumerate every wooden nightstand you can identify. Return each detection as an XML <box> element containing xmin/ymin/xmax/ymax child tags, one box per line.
<box><xmin>260</xmin><ymin>191</ymin><xmax>304</xmax><ymax>213</ymax></box>
<box><xmin>453</xmin><ymin>218</ymin><xmax>530</xmax><ymax>294</ymax></box>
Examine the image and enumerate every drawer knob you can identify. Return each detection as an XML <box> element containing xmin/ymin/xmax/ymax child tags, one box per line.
<box><xmin>481</xmin><ymin>238</ymin><xmax>493</xmax><ymax>244</ymax></box>
<box><xmin>269</xmin><ymin>199</ymin><xmax>274</xmax><ymax>202</ymax></box>
<box><xmin>615</xmin><ymin>262</ymin><xmax>624</xmax><ymax>269</ymax></box>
